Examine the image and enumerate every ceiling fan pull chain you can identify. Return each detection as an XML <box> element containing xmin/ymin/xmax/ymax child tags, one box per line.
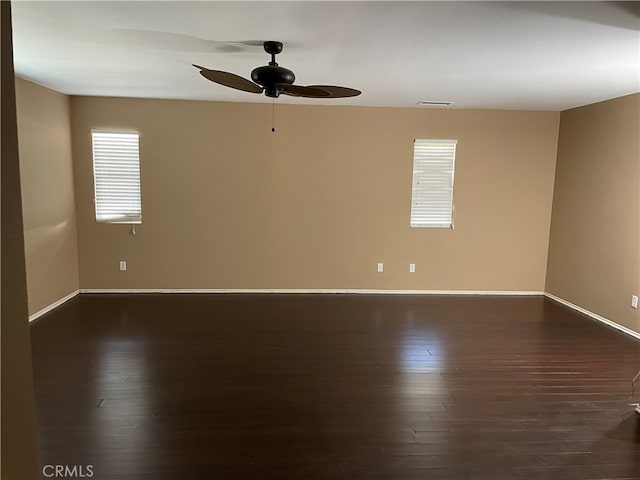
<box><xmin>271</xmin><ymin>98</ymin><xmax>276</xmax><ymax>133</ymax></box>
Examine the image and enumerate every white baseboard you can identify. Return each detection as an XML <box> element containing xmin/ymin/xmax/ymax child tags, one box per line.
<box><xmin>25</xmin><ymin>289</ymin><xmax>544</xmax><ymax>323</ymax></box>
<box><xmin>33</xmin><ymin>290</ymin><xmax>638</xmax><ymax>343</ymax></box>
<box><xmin>28</xmin><ymin>289</ymin><xmax>80</xmax><ymax>323</ymax></box>
<box><xmin>544</xmin><ymin>292</ymin><xmax>640</xmax><ymax>340</ymax></box>
<box><xmin>80</xmin><ymin>288</ymin><xmax>544</xmax><ymax>296</ymax></box>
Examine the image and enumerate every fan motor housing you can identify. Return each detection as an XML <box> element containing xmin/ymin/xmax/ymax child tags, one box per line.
<box><xmin>251</xmin><ymin>65</ymin><xmax>295</xmax><ymax>97</ymax></box>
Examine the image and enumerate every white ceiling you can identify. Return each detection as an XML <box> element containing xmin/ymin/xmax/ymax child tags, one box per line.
<box><xmin>11</xmin><ymin>1</ymin><xmax>640</xmax><ymax>111</ymax></box>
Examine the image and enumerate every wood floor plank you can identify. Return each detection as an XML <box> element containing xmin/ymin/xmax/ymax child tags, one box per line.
<box><xmin>31</xmin><ymin>294</ymin><xmax>640</xmax><ymax>479</ymax></box>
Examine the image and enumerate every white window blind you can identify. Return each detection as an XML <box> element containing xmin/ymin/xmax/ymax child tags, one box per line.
<box><xmin>410</xmin><ymin>139</ymin><xmax>457</xmax><ymax>228</ymax></box>
<box><xmin>91</xmin><ymin>130</ymin><xmax>142</xmax><ymax>224</ymax></box>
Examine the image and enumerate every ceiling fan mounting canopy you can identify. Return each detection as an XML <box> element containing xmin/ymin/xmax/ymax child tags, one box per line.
<box><xmin>194</xmin><ymin>40</ymin><xmax>361</xmax><ymax>99</ymax></box>
<box><xmin>262</xmin><ymin>40</ymin><xmax>283</xmax><ymax>56</ymax></box>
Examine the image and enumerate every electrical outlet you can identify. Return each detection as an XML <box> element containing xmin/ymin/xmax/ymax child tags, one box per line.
<box><xmin>377</xmin><ymin>262</ymin><xmax>384</xmax><ymax>273</ymax></box>
<box><xmin>409</xmin><ymin>263</ymin><xmax>416</xmax><ymax>273</ymax></box>
<box><xmin>119</xmin><ymin>261</ymin><xmax>127</xmax><ymax>271</ymax></box>
<box><xmin>632</xmin><ymin>295</ymin><xmax>638</xmax><ymax>309</ymax></box>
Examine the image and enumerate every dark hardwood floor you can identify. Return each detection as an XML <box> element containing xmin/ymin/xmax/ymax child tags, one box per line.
<box><xmin>31</xmin><ymin>294</ymin><xmax>640</xmax><ymax>479</ymax></box>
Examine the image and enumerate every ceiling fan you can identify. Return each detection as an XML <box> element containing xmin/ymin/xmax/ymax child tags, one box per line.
<box><xmin>193</xmin><ymin>41</ymin><xmax>361</xmax><ymax>99</ymax></box>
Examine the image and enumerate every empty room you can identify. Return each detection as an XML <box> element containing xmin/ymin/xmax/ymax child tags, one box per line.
<box><xmin>2</xmin><ymin>1</ymin><xmax>639</xmax><ymax>479</ymax></box>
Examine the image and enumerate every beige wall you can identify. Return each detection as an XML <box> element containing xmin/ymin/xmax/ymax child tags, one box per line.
<box><xmin>1</xmin><ymin>3</ymin><xmax>39</xmax><ymax>478</ymax></box>
<box><xmin>546</xmin><ymin>94</ymin><xmax>640</xmax><ymax>334</ymax></box>
<box><xmin>70</xmin><ymin>97</ymin><xmax>559</xmax><ymax>291</ymax></box>
<box><xmin>16</xmin><ymin>78</ymin><xmax>79</xmax><ymax>316</ymax></box>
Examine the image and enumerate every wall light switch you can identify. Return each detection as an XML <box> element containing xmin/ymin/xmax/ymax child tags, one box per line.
<box><xmin>632</xmin><ymin>295</ymin><xmax>638</xmax><ymax>309</ymax></box>
<box><xmin>409</xmin><ymin>263</ymin><xmax>416</xmax><ymax>273</ymax></box>
<box><xmin>119</xmin><ymin>261</ymin><xmax>127</xmax><ymax>271</ymax></box>
<box><xmin>377</xmin><ymin>262</ymin><xmax>384</xmax><ymax>273</ymax></box>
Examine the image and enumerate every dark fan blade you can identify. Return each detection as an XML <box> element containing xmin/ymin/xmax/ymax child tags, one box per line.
<box><xmin>307</xmin><ymin>85</ymin><xmax>361</xmax><ymax>98</ymax></box>
<box><xmin>194</xmin><ymin>66</ymin><xmax>263</xmax><ymax>93</ymax></box>
<box><xmin>276</xmin><ymin>84</ymin><xmax>331</xmax><ymax>98</ymax></box>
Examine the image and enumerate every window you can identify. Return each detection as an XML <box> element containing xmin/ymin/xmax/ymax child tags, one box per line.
<box><xmin>410</xmin><ymin>139</ymin><xmax>457</xmax><ymax>228</ymax></box>
<box><xmin>91</xmin><ymin>130</ymin><xmax>142</xmax><ymax>224</ymax></box>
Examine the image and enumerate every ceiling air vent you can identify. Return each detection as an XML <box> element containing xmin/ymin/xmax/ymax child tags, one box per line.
<box><xmin>417</xmin><ymin>101</ymin><xmax>453</xmax><ymax>107</ymax></box>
